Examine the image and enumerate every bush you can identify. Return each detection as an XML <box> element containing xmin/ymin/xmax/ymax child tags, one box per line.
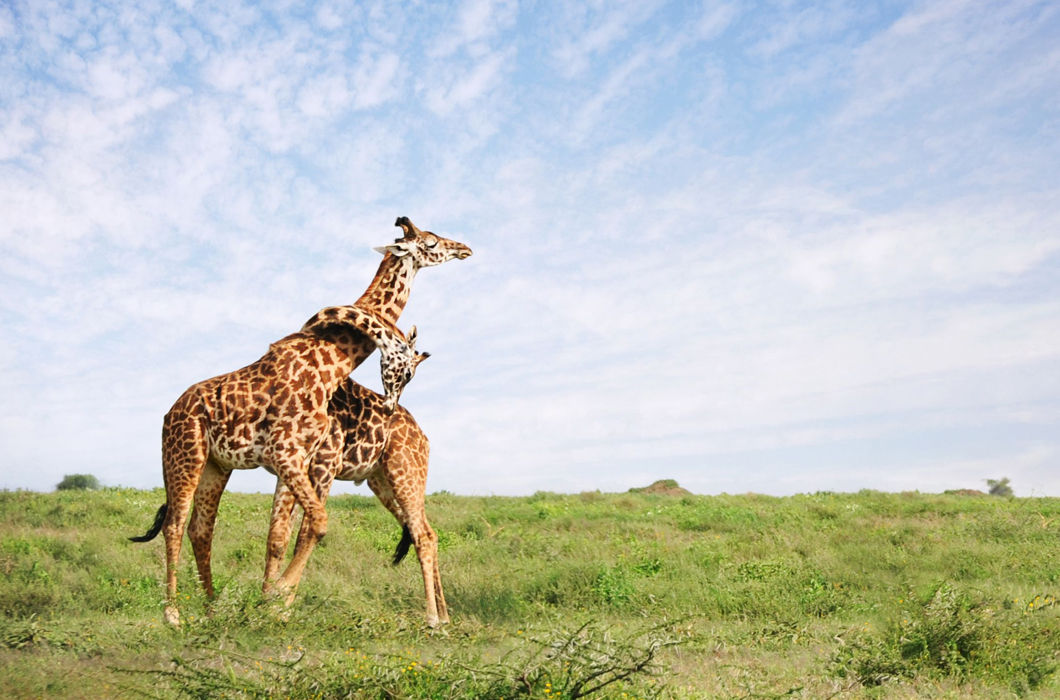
<box><xmin>125</xmin><ymin>619</ymin><xmax>682</xmax><ymax>699</ymax></box>
<box><xmin>56</xmin><ymin>474</ymin><xmax>101</xmax><ymax>491</ymax></box>
<box><xmin>986</xmin><ymin>478</ymin><xmax>1014</xmax><ymax>498</ymax></box>
<box><xmin>832</xmin><ymin>582</ymin><xmax>1059</xmax><ymax>695</ymax></box>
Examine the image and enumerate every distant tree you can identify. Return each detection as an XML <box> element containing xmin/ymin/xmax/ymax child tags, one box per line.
<box><xmin>56</xmin><ymin>473</ymin><xmax>101</xmax><ymax>491</ymax></box>
<box><xmin>985</xmin><ymin>477</ymin><xmax>1013</xmax><ymax>498</ymax></box>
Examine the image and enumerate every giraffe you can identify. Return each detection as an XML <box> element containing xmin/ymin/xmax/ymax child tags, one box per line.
<box><xmin>265</xmin><ymin>378</ymin><xmax>449</xmax><ymax>626</ymax></box>
<box><xmin>130</xmin><ymin>217</ymin><xmax>471</xmax><ymax>625</ymax></box>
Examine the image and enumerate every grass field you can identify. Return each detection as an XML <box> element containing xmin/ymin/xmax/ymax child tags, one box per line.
<box><xmin>1</xmin><ymin>486</ymin><xmax>1057</xmax><ymax>698</ymax></box>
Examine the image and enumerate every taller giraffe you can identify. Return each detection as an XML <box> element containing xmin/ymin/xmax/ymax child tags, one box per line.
<box><xmin>132</xmin><ymin>218</ymin><xmax>471</xmax><ymax>625</ymax></box>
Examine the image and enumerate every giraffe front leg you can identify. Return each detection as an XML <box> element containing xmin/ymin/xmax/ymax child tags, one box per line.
<box><xmin>263</xmin><ymin>479</ymin><xmax>298</xmax><ymax>595</ymax></box>
<box><xmin>269</xmin><ymin>453</ymin><xmax>328</xmax><ymax>598</ymax></box>
<box><xmin>282</xmin><ymin>468</ymin><xmax>337</xmax><ymax>607</ymax></box>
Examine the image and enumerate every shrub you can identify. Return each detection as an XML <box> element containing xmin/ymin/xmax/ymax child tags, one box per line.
<box><xmin>986</xmin><ymin>478</ymin><xmax>1014</xmax><ymax>498</ymax></box>
<box><xmin>832</xmin><ymin>582</ymin><xmax>1059</xmax><ymax>695</ymax></box>
<box><xmin>56</xmin><ymin>474</ymin><xmax>100</xmax><ymax>491</ymax></box>
<box><xmin>122</xmin><ymin>620</ymin><xmax>683</xmax><ymax>699</ymax></box>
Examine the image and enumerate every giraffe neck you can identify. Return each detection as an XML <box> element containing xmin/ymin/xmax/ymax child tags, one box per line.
<box><xmin>355</xmin><ymin>253</ymin><xmax>418</xmax><ymax>324</ymax></box>
<box><xmin>309</xmin><ymin>253</ymin><xmax>418</xmax><ymax>366</ymax></box>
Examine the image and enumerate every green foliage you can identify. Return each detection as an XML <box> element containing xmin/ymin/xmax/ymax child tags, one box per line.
<box><xmin>55</xmin><ymin>473</ymin><xmax>100</xmax><ymax>491</ymax></box>
<box><xmin>833</xmin><ymin>583</ymin><xmax>1059</xmax><ymax>695</ymax></box>
<box><xmin>119</xmin><ymin>619</ymin><xmax>680</xmax><ymax>699</ymax></box>
<box><xmin>987</xmin><ymin>477</ymin><xmax>1015</xmax><ymax>498</ymax></box>
<box><xmin>0</xmin><ymin>488</ymin><xmax>1058</xmax><ymax>698</ymax></box>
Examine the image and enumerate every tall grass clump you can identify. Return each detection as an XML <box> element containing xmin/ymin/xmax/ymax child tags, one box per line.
<box><xmin>832</xmin><ymin>582</ymin><xmax>1059</xmax><ymax>696</ymax></box>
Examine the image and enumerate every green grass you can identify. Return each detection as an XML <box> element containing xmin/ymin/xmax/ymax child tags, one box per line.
<box><xmin>0</xmin><ymin>488</ymin><xmax>1057</xmax><ymax>698</ymax></box>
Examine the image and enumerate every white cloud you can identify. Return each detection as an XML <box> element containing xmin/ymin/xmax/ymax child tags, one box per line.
<box><xmin>420</xmin><ymin>48</ymin><xmax>511</xmax><ymax>117</ymax></box>
<box><xmin>694</xmin><ymin>1</ymin><xmax>739</xmax><ymax>41</ymax></box>
<box><xmin>749</xmin><ymin>1</ymin><xmax>855</xmax><ymax>57</ymax></box>
<box><xmin>836</xmin><ymin>0</ymin><xmax>1056</xmax><ymax>124</ymax></box>
<box><xmin>551</xmin><ymin>0</ymin><xmax>665</xmax><ymax>78</ymax></box>
<box><xmin>351</xmin><ymin>50</ymin><xmax>401</xmax><ymax>109</ymax></box>
<box><xmin>784</xmin><ymin>200</ymin><xmax>1060</xmax><ymax>298</ymax></box>
<box><xmin>0</xmin><ymin>5</ymin><xmax>15</xmax><ymax>39</ymax></box>
<box><xmin>432</xmin><ymin>0</ymin><xmax>518</xmax><ymax>58</ymax></box>
<box><xmin>298</xmin><ymin>72</ymin><xmax>352</xmax><ymax>117</ymax></box>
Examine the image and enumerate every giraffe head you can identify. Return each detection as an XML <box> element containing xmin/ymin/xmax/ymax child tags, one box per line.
<box><xmin>373</xmin><ymin>217</ymin><xmax>473</xmax><ymax>268</ymax></box>
<box><xmin>380</xmin><ymin>325</ymin><xmax>430</xmax><ymax>413</ymax></box>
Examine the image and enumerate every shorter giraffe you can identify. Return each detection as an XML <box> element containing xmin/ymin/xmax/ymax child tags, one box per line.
<box><xmin>267</xmin><ymin>378</ymin><xmax>449</xmax><ymax>627</ymax></box>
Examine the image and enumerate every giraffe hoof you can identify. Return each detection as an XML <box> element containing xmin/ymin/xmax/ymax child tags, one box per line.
<box><xmin>164</xmin><ymin>606</ymin><xmax>181</xmax><ymax>627</ymax></box>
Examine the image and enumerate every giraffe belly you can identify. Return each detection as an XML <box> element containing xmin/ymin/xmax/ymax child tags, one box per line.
<box><xmin>335</xmin><ymin>461</ymin><xmax>376</xmax><ymax>484</ymax></box>
<box><xmin>208</xmin><ymin>439</ymin><xmax>266</xmax><ymax>471</ymax></box>
<box><xmin>335</xmin><ymin>441</ymin><xmax>386</xmax><ymax>483</ymax></box>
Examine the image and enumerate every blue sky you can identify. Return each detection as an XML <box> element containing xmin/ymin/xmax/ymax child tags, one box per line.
<box><xmin>1</xmin><ymin>0</ymin><xmax>1058</xmax><ymax>496</ymax></box>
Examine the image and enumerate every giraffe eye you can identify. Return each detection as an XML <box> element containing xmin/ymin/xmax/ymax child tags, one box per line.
<box><xmin>424</xmin><ymin>234</ymin><xmax>438</xmax><ymax>248</ymax></box>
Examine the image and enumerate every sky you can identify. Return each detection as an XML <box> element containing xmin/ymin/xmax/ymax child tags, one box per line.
<box><xmin>1</xmin><ymin>0</ymin><xmax>1058</xmax><ymax>497</ymax></box>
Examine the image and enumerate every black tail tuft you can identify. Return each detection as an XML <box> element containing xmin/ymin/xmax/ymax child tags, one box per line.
<box><xmin>392</xmin><ymin>525</ymin><xmax>413</xmax><ymax>566</ymax></box>
<box><xmin>129</xmin><ymin>504</ymin><xmax>167</xmax><ymax>542</ymax></box>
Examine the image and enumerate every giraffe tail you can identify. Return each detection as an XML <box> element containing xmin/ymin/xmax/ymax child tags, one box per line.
<box><xmin>392</xmin><ymin>525</ymin><xmax>413</xmax><ymax>565</ymax></box>
<box><xmin>129</xmin><ymin>504</ymin><xmax>167</xmax><ymax>542</ymax></box>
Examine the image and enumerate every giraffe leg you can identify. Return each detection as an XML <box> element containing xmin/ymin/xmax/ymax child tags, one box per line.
<box><xmin>268</xmin><ymin>418</ymin><xmax>344</xmax><ymax>603</ymax></box>
<box><xmin>187</xmin><ymin>459</ymin><xmax>231</xmax><ymax>600</ymax></box>
<box><xmin>263</xmin><ymin>479</ymin><xmax>297</xmax><ymax>594</ymax></box>
<box><xmin>369</xmin><ymin>443</ymin><xmax>448</xmax><ymax>627</ymax></box>
<box><xmin>160</xmin><ymin>401</ymin><xmax>209</xmax><ymax>626</ymax></box>
<box><xmin>283</xmin><ymin>466</ymin><xmax>336</xmax><ymax>606</ymax></box>
<box><xmin>367</xmin><ymin>472</ymin><xmax>409</xmax><ymax>551</ymax></box>
<box><xmin>269</xmin><ymin>451</ymin><xmax>329</xmax><ymax>596</ymax></box>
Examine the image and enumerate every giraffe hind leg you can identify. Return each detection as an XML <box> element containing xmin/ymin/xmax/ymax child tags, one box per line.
<box><xmin>369</xmin><ymin>458</ymin><xmax>448</xmax><ymax>627</ymax></box>
<box><xmin>160</xmin><ymin>398</ymin><xmax>210</xmax><ymax>625</ymax></box>
<box><xmin>187</xmin><ymin>459</ymin><xmax>231</xmax><ymax>600</ymax></box>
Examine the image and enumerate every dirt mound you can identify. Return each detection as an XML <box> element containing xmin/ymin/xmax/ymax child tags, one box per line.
<box><xmin>944</xmin><ymin>489</ymin><xmax>987</xmax><ymax>496</ymax></box>
<box><xmin>629</xmin><ymin>479</ymin><xmax>692</xmax><ymax>496</ymax></box>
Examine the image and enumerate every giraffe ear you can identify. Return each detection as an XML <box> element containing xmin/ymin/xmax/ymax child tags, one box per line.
<box><xmin>407</xmin><ymin>325</ymin><xmax>418</xmax><ymax>348</ymax></box>
<box><xmin>373</xmin><ymin>242</ymin><xmax>411</xmax><ymax>257</ymax></box>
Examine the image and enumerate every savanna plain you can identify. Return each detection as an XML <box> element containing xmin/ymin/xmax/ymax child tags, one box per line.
<box><xmin>1</xmin><ymin>485</ymin><xmax>1057</xmax><ymax>699</ymax></box>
